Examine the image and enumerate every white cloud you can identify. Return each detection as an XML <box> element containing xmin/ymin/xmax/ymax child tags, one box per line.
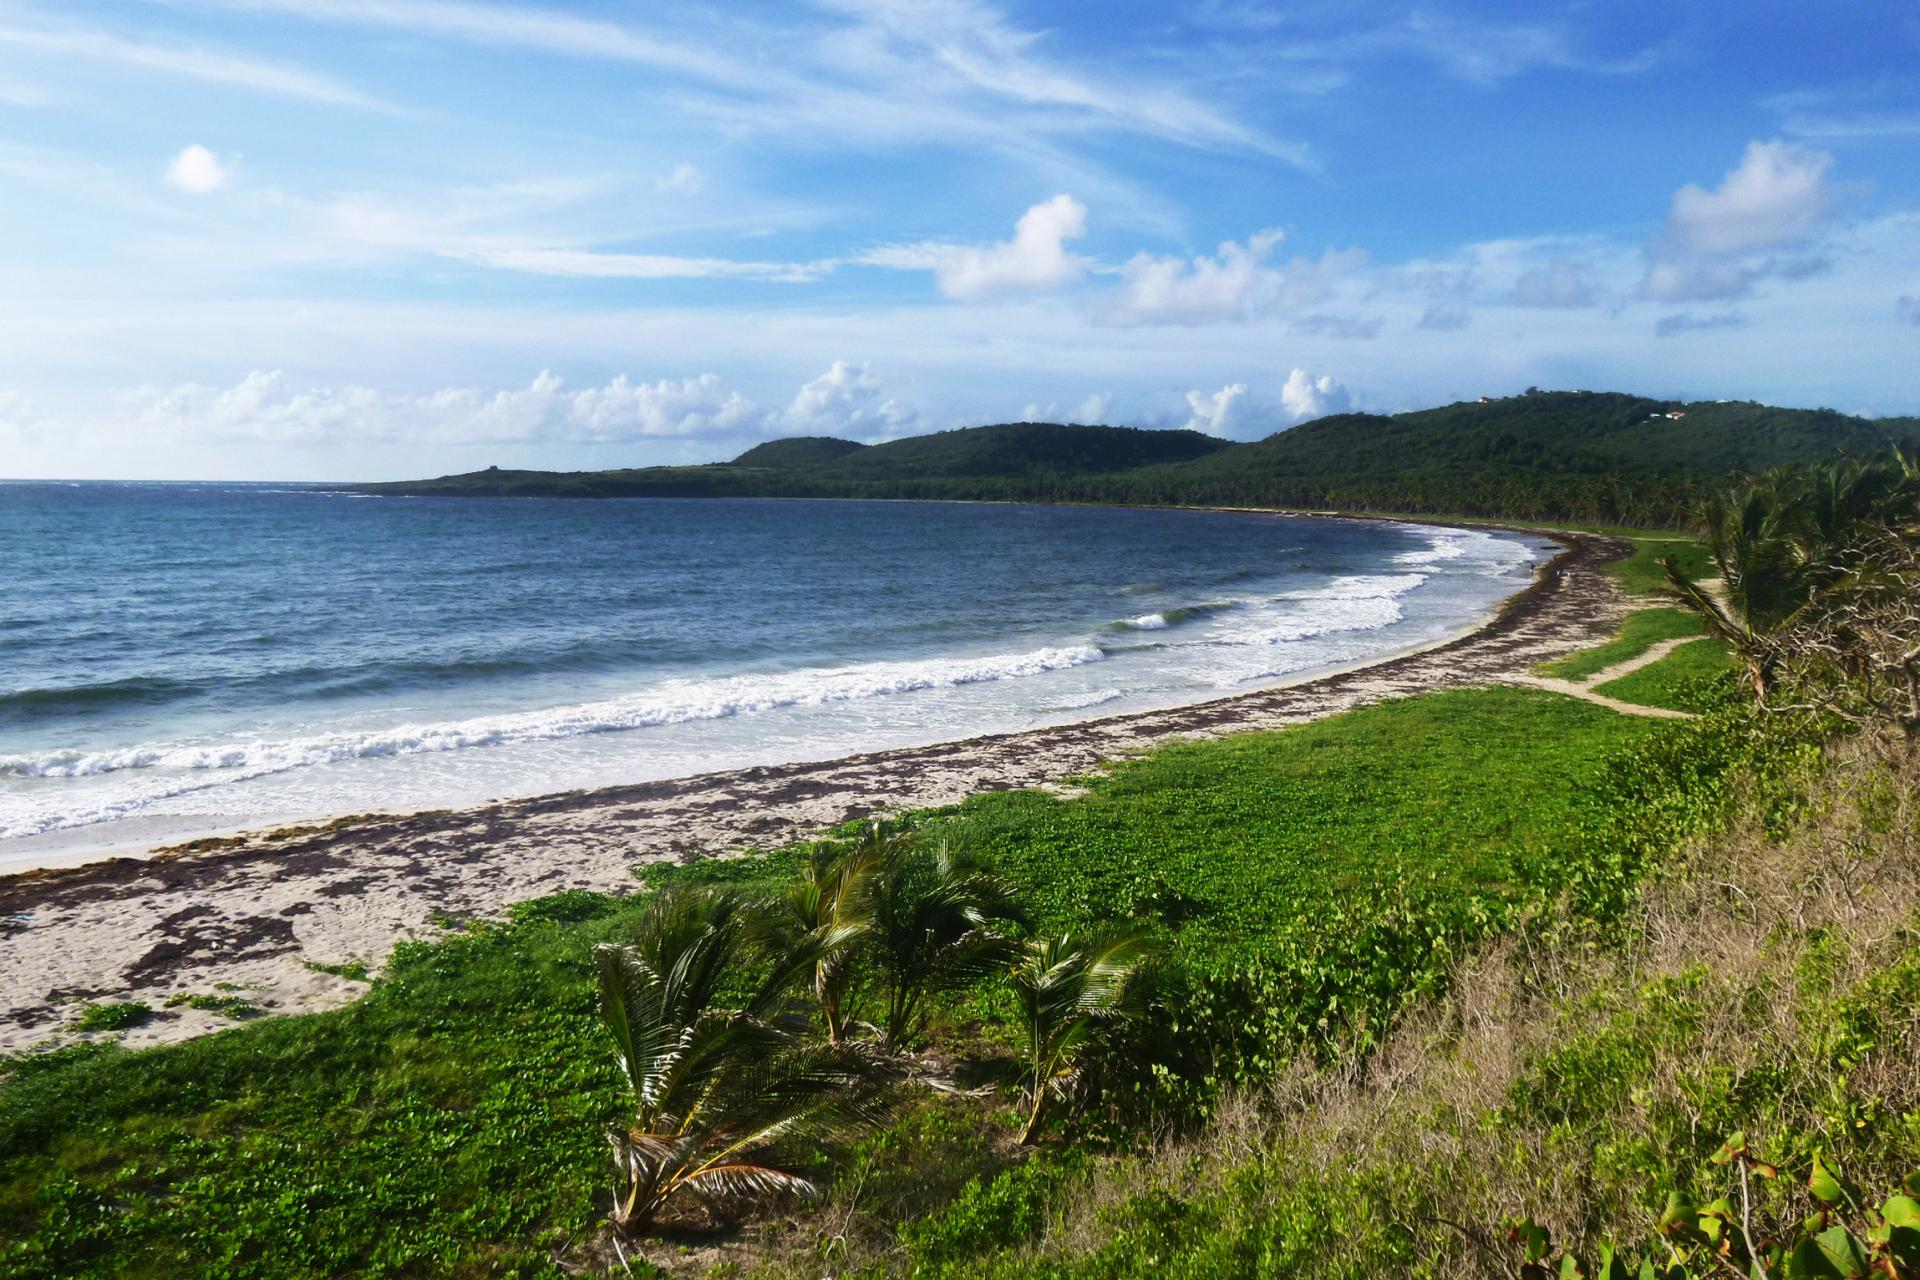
<box><xmin>448</xmin><ymin>246</ymin><xmax>835</xmax><ymax>282</ymax></box>
<box><xmin>179</xmin><ymin>0</ymin><xmax>1297</xmax><ymax>164</ymax></box>
<box><xmin>1665</xmin><ymin>140</ymin><xmax>1835</xmax><ymax>257</ymax></box>
<box><xmin>655</xmin><ymin>163</ymin><xmax>706</xmax><ymax>194</ymax></box>
<box><xmin>1182</xmin><ymin>383</ymin><xmax>1246</xmax><ymax>436</ymax></box>
<box><xmin>124</xmin><ymin>369</ymin><xmax>763</xmax><ymax>444</ymax></box>
<box><xmin>1109</xmin><ymin>236</ymin><xmax>1364</xmax><ymax>325</ymax></box>
<box><xmin>865</xmin><ymin>195</ymin><xmax>1088</xmax><ymax>300</ymax></box>
<box><xmin>0</xmin><ymin>20</ymin><xmax>386</xmax><ymax>109</ymax></box>
<box><xmin>1017</xmin><ymin>391</ymin><xmax>1113</xmax><ymax>424</ymax></box>
<box><xmin>1074</xmin><ymin>391</ymin><xmax>1112</xmax><ymax>424</ymax></box>
<box><xmin>776</xmin><ymin>360</ymin><xmax>918</xmax><ymax>436</ymax></box>
<box><xmin>165</xmin><ymin>144</ymin><xmax>228</xmax><ymax>194</ymax></box>
<box><xmin>1639</xmin><ymin>141</ymin><xmax>1841</xmax><ymax>303</ymax></box>
<box><xmin>1280</xmin><ymin>368</ymin><xmax>1351</xmax><ymax>421</ymax></box>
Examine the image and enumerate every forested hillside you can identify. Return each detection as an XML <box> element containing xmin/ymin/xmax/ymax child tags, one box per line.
<box><xmin>354</xmin><ymin>391</ymin><xmax>1919</xmax><ymax>526</ymax></box>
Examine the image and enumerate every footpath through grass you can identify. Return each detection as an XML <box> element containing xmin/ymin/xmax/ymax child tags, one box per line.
<box><xmin>1</xmin><ymin>687</ymin><xmax>1667</xmax><ymax>1278</ymax></box>
<box><xmin>1595</xmin><ymin>637</ymin><xmax>1740</xmax><ymax>712</ymax></box>
<box><xmin>1536</xmin><ymin>607</ymin><xmax>1704</xmax><ymax>679</ymax></box>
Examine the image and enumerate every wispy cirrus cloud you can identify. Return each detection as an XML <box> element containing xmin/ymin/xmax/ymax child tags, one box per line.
<box><xmin>166</xmin><ymin>0</ymin><xmax>1304</xmax><ymax>164</ymax></box>
<box><xmin>0</xmin><ymin>18</ymin><xmax>388</xmax><ymax>108</ymax></box>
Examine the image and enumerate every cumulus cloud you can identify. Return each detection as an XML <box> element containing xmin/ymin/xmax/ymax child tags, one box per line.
<box><xmin>1183</xmin><ymin>383</ymin><xmax>1247</xmax><ymax>436</ymax></box>
<box><xmin>1280</xmin><ymin>368</ymin><xmax>1352</xmax><ymax>421</ymax></box>
<box><xmin>1074</xmin><ymin>392</ymin><xmax>1112</xmax><ymax>425</ymax></box>
<box><xmin>776</xmin><ymin>360</ymin><xmax>918</xmax><ymax>436</ymax></box>
<box><xmin>1654</xmin><ymin>311</ymin><xmax>1748</xmax><ymax>338</ymax></box>
<box><xmin>124</xmin><ymin>369</ymin><xmax>764</xmax><ymax>444</ymax></box>
<box><xmin>1108</xmin><ymin>235</ymin><xmax>1364</xmax><ymax>326</ymax></box>
<box><xmin>1666</xmin><ymin>140</ymin><xmax>1834</xmax><ymax>256</ymax></box>
<box><xmin>165</xmin><ymin>144</ymin><xmax>228</xmax><ymax>194</ymax></box>
<box><xmin>1640</xmin><ymin>141</ymin><xmax>1840</xmax><ymax>303</ymax></box>
<box><xmin>863</xmin><ymin>195</ymin><xmax>1088</xmax><ymax>300</ymax></box>
<box><xmin>1018</xmin><ymin>392</ymin><xmax>1113</xmax><ymax>424</ymax></box>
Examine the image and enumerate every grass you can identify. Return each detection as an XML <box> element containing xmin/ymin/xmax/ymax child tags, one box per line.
<box><xmin>1603</xmin><ymin>537</ymin><xmax>1713</xmax><ymax>596</ymax></box>
<box><xmin>1536</xmin><ymin>607</ymin><xmax>1705</xmax><ymax>680</ymax></box>
<box><xmin>0</xmin><ymin>687</ymin><xmax>1668</xmax><ymax>1278</ymax></box>
<box><xmin>885</xmin><ymin>730</ymin><xmax>1918</xmax><ymax>1280</ymax></box>
<box><xmin>1595</xmin><ymin>637</ymin><xmax>1739</xmax><ymax>711</ymax></box>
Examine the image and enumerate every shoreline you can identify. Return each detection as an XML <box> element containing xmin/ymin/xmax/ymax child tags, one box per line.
<box><xmin>0</xmin><ymin>505</ymin><xmax>1536</xmax><ymax>873</ymax></box>
<box><xmin>0</xmin><ymin>525</ymin><xmax>1634</xmax><ymax>1052</ymax></box>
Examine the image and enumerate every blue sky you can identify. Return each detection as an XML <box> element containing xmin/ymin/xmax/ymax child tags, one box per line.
<box><xmin>1</xmin><ymin>0</ymin><xmax>1917</xmax><ymax>479</ymax></box>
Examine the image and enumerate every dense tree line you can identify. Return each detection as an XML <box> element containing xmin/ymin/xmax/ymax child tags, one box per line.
<box><xmin>355</xmin><ymin>391</ymin><xmax>1919</xmax><ymax>529</ymax></box>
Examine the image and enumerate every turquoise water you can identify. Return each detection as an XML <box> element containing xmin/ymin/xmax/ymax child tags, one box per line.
<box><xmin>0</xmin><ymin>486</ymin><xmax>1547</xmax><ymax>857</ymax></box>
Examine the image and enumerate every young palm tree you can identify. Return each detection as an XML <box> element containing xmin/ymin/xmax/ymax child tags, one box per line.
<box><xmin>594</xmin><ymin>886</ymin><xmax>882</xmax><ymax>1233</ymax></box>
<box><xmin>1662</xmin><ymin>474</ymin><xmax>1816</xmax><ymax>698</ymax></box>
<box><xmin>869</xmin><ymin>832</ymin><xmax>1025</xmax><ymax>1050</ymax></box>
<box><xmin>1009</xmin><ymin>929</ymin><xmax>1157</xmax><ymax>1145</ymax></box>
<box><xmin>774</xmin><ymin>832</ymin><xmax>886</xmax><ymax>1044</ymax></box>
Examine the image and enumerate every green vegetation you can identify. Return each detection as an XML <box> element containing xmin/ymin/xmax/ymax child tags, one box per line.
<box><xmin>1594</xmin><ymin>637</ymin><xmax>1739</xmax><ymax>711</ymax></box>
<box><xmin>1537</xmin><ymin>607</ymin><xmax>1704</xmax><ymax>679</ymax></box>
<box><xmin>353</xmin><ymin>391</ymin><xmax>1918</xmax><ymax>528</ymax></box>
<box><xmin>0</xmin><ymin>686</ymin><xmax>1688</xmax><ymax>1277</ymax></box>
<box><xmin>161</xmin><ymin>992</ymin><xmax>263</xmax><ymax>1019</ymax></box>
<box><xmin>69</xmin><ymin>1003</ymin><xmax>151</xmax><ymax>1034</ymax></box>
<box><xmin>885</xmin><ymin>723</ymin><xmax>1916</xmax><ymax>1280</ymax></box>
<box><xmin>1604</xmin><ymin>537</ymin><xmax>1715</xmax><ymax>595</ymax></box>
<box><xmin>302</xmin><ymin>959</ymin><xmax>371</xmax><ymax>982</ymax></box>
<box><xmin>8</xmin><ymin>454</ymin><xmax>1920</xmax><ymax>1277</ymax></box>
<box><xmin>593</xmin><ymin>888</ymin><xmax>885</xmax><ymax>1232</ymax></box>
<box><xmin>1010</xmin><ymin>931</ymin><xmax>1157</xmax><ymax>1144</ymax></box>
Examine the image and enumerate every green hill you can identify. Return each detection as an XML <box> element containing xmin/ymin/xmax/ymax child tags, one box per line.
<box><xmin>351</xmin><ymin>391</ymin><xmax>1919</xmax><ymax>526</ymax></box>
<box><xmin>730</xmin><ymin>437</ymin><xmax>867</xmax><ymax>467</ymax></box>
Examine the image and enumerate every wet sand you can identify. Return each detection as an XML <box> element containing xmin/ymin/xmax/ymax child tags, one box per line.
<box><xmin>0</xmin><ymin>528</ymin><xmax>1634</xmax><ymax>1052</ymax></box>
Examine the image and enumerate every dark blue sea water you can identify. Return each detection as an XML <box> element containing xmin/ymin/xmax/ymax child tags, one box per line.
<box><xmin>0</xmin><ymin>485</ymin><xmax>1548</xmax><ymax>859</ymax></box>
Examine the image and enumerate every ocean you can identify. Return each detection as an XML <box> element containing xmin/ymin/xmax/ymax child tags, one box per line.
<box><xmin>0</xmin><ymin>485</ymin><xmax>1549</xmax><ymax>862</ymax></box>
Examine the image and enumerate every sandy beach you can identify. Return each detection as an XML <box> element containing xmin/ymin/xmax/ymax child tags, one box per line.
<box><xmin>0</xmin><ymin>526</ymin><xmax>1634</xmax><ymax>1053</ymax></box>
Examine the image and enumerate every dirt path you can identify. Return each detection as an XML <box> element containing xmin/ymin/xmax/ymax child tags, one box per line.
<box><xmin>0</xmin><ymin>530</ymin><xmax>1637</xmax><ymax>1052</ymax></box>
<box><xmin>1503</xmin><ymin>635</ymin><xmax>1700</xmax><ymax>719</ymax></box>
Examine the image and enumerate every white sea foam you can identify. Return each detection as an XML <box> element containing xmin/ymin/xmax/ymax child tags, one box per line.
<box><xmin>1</xmin><ymin>519</ymin><xmax>1548</xmax><ymax>844</ymax></box>
<box><xmin>1394</xmin><ymin>526</ymin><xmax>1536</xmax><ymax>574</ymax></box>
<box><xmin>1204</xmin><ymin>573</ymin><xmax>1425</xmax><ymax>646</ymax></box>
<box><xmin>0</xmin><ymin>643</ymin><xmax>1106</xmax><ymax>795</ymax></box>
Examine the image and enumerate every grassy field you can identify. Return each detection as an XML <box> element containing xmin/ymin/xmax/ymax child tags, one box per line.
<box><xmin>1594</xmin><ymin>636</ymin><xmax>1740</xmax><ymax>711</ymax></box>
<box><xmin>1602</xmin><ymin>537</ymin><xmax>1713</xmax><ymax>596</ymax></box>
<box><xmin>1</xmin><ymin>687</ymin><xmax>1676</xmax><ymax>1278</ymax></box>
<box><xmin>1536</xmin><ymin>606</ymin><xmax>1704</xmax><ymax>679</ymax></box>
<box><xmin>888</xmin><ymin>729</ymin><xmax>1915</xmax><ymax>1280</ymax></box>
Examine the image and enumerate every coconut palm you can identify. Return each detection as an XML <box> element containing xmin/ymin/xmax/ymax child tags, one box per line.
<box><xmin>1662</xmin><ymin>474</ymin><xmax>1817</xmax><ymax>698</ymax></box>
<box><xmin>594</xmin><ymin>886</ymin><xmax>883</xmax><ymax>1233</ymax></box>
<box><xmin>869</xmin><ymin>831</ymin><xmax>1025</xmax><ymax>1050</ymax></box>
<box><xmin>773</xmin><ymin>832</ymin><xmax>886</xmax><ymax>1044</ymax></box>
<box><xmin>1009</xmin><ymin>928</ymin><xmax>1158</xmax><ymax>1145</ymax></box>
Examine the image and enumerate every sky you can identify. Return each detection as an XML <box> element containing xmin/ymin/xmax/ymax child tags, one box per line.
<box><xmin>1</xmin><ymin>0</ymin><xmax>1917</xmax><ymax>480</ymax></box>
